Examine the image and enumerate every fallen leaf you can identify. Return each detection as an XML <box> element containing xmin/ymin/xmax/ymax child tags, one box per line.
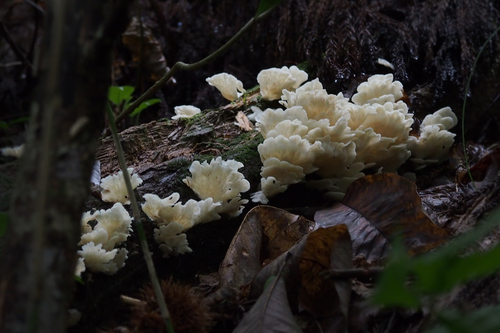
<box><xmin>235</xmin><ymin>111</ymin><xmax>253</xmax><ymax>131</ymax></box>
<box><xmin>315</xmin><ymin>174</ymin><xmax>449</xmax><ymax>260</ymax></box>
<box><xmin>249</xmin><ymin>226</ymin><xmax>353</xmax><ymax>332</ymax></box>
<box><xmin>218</xmin><ymin>205</ymin><xmax>313</xmax><ymax>295</ymax></box>
<box><xmin>233</xmin><ymin>276</ymin><xmax>301</xmax><ymax>333</ymax></box>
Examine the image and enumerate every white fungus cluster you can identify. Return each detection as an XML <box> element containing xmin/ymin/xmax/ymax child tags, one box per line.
<box><xmin>78</xmin><ymin>203</ymin><xmax>132</xmax><ymax>275</ymax></box>
<box><xmin>141</xmin><ymin>157</ymin><xmax>250</xmax><ymax>257</ymax></box>
<box><xmin>243</xmin><ymin>72</ymin><xmax>457</xmax><ymax>203</ymax></box>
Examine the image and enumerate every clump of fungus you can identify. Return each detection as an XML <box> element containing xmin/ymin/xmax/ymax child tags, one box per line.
<box><xmin>249</xmin><ymin>70</ymin><xmax>457</xmax><ymax>203</ymax></box>
<box><xmin>142</xmin><ymin>193</ymin><xmax>220</xmax><ymax>257</ymax></box>
<box><xmin>78</xmin><ymin>203</ymin><xmax>132</xmax><ymax>274</ymax></box>
<box><xmin>100</xmin><ymin>168</ymin><xmax>143</xmax><ymax>205</ymax></box>
<box><xmin>206</xmin><ymin>73</ymin><xmax>245</xmax><ymax>101</ymax></box>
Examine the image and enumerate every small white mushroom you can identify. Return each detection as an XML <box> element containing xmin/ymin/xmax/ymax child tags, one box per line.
<box><xmin>206</xmin><ymin>73</ymin><xmax>246</xmax><ymax>101</ymax></box>
<box><xmin>172</xmin><ymin>105</ymin><xmax>201</xmax><ymax>119</ymax></box>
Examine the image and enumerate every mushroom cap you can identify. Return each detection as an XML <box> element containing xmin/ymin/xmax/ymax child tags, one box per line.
<box><xmin>183</xmin><ymin>157</ymin><xmax>250</xmax><ymax>203</ymax></box>
<box><xmin>257</xmin><ymin>65</ymin><xmax>308</xmax><ymax>100</ymax></box>
<box><xmin>258</xmin><ymin>135</ymin><xmax>324</xmax><ymax>174</ymax></box>
<box><xmin>78</xmin><ymin>242</ymin><xmax>128</xmax><ymax>275</ymax></box>
<box><xmin>172</xmin><ymin>105</ymin><xmax>201</xmax><ymax>119</ymax></box>
<box><xmin>206</xmin><ymin>73</ymin><xmax>245</xmax><ymax>101</ymax></box>
<box><xmin>351</xmin><ymin>74</ymin><xmax>404</xmax><ymax>106</ymax></box>
<box><xmin>100</xmin><ymin>168</ymin><xmax>143</xmax><ymax>205</ymax></box>
<box><xmin>280</xmin><ymin>78</ymin><xmax>349</xmax><ymax>125</ymax></box>
<box><xmin>142</xmin><ymin>193</ymin><xmax>181</xmax><ymax>223</ymax></box>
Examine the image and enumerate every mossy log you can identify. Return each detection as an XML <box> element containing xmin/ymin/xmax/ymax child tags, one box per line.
<box><xmin>95</xmin><ymin>90</ymin><xmax>264</xmax><ymax>203</ymax></box>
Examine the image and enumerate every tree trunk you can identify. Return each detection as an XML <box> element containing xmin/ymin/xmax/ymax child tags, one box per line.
<box><xmin>0</xmin><ymin>1</ymin><xmax>130</xmax><ymax>332</ymax></box>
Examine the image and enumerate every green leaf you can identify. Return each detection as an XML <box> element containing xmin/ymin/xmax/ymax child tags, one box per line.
<box><xmin>108</xmin><ymin>86</ymin><xmax>135</xmax><ymax>106</ymax></box>
<box><xmin>427</xmin><ymin>306</ymin><xmax>500</xmax><ymax>333</ymax></box>
<box><xmin>255</xmin><ymin>0</ymin><xmax>284</xmax><ymax>17</ymax></box>
<box><xmin>0</xmin><ymin>121</ymin><xmax>8</xmax><ymax>130</ymax></box>
<box><xmin>8</xmin><ymin>116</ymin><xmax>30</xmax><ymax>125</ymax></box>
<box><xmin>129</xmin><ymin>98</ymin><xmax>161</xmax><ymax>117</ymax></box>
<box><xmin>373</xmin><ymin>206</ymin><xmax>500</xmax><ymax>308</ymax></box>
<box><xmin>371</xmin><ymin>239</ymin><xmax>420</xmax><ymax>308</ymax></box>
<box><xmin>0</xmin><ymin>212</ymin><xmax>8</xmax><ymax>237</ymax></box>
<box><xmin>74</xmin><ymin>275</ymin><xmax>85</xmax><ymax>285</ymax></box>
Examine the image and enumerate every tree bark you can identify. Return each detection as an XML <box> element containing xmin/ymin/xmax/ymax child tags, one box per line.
<box><xmin>0</xmin><ymin>0</ymin><xmax>130</xmax><ymax>332</ymax></box>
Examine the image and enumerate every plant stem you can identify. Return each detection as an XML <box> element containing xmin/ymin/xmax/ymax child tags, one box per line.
<box><xmin>461</xmin><ymin>26</ymin><xmax>500</xmax><ymax>186</ymax></box>
<box><xmin>105</xmin><ymin>103</ymin><xmax>175</xmax><ymax>333</ymax></box>
<box><xmin>113</xmin><ymin>8</ymin><xmax>274</xmax><ymax>124</ymax></box>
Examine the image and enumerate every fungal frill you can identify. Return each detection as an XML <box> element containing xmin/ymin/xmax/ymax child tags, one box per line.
<box><xmin>172</xmin><ymin>105</ymin><xmax>201</xmax><ymax>119</ymax></box>
<box><xmin>183</xmin><ymin>157</ymin><xmax>250</xmax><ymax>217</ymax></box>
<box><xmin>100</xmin><ymin>168</ymin><xmax>143</xmax><ymax>205</ymax></box>
<box><xmin>154</xmin><ymin>222</ymin><xmax>193</xmax><ymax>258</ymax></box>
<box><xmin>206</xmin><ymin>73</ymin><xmax>246</xmax><ymax>101</ymax></box>
<box><xmin>257</xmin><ymin>65</ymin><xmax>308</xmax><ymax>100</ymax></box>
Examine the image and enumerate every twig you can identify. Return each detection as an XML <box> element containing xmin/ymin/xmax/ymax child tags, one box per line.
<box><xmin>105</xmin><ymin>103</ymin><xmax>175</xmax><ymax>333</ymax></box>
<box><xmin>113</xmin><ymin>7</ymin><xmax>274</xmax><ymax>124</ymax></box>
<box><xmin>320</xmin><ymin>267</ymin><xmax>384</xmax><ymax>280</ymax></box>
<box><xmin>0</xmin><ymin>23</ymin><xmax>33</xmax><ymax>68</ymax></box>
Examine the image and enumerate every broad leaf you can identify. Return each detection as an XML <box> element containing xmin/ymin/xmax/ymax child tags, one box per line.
<box><xmin>129</xmin><ymin>98</ymin><xmax>161</xmax><ymax>117</ymax></box>
<box><xmin>108</xmin><ymin>86</ymin><xmax>134</xmax><ymax>106</ymax></box>
<box><xmin>315</xmin><ymin>174</ymin><xmax>449</xmax><ymax>261</ymax></box>
<box><xmin>234</xmin><ymin>276</ymin><xmax>301</xmax><ymax>333</ymax></box>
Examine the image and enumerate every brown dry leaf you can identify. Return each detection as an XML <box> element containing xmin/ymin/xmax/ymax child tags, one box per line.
<box><xmin>299</xmin><ymin>225</ymin><xmax>353</xmax><ymax>325</ymax></box>
<box><xmin>122</xmin><ymin>16</ymin><xmax>169</xmax><ymax>81</ymax></box>
<box><xmin>249</xmin><ymin>226</ymin><xmax>353</xmax><ymax>332</ymax></box>
<box><xmin>217</xmin><ymin>206</ymin><xmax>313</xmax><ymax>298</ymax></box>
<box><xmin>259</xmin><ymin>205</ymin><xmax>314</xmax><ymax>262</ymax></box>
<box><xmin>235</xmin><ymin>111</ymin><xmax>253</xmax><ymax>131</ymax></box>
<box><xmin>315</xmin><ymin>174</ymin><xmax>449</xmax><ymax>261</ymax></box>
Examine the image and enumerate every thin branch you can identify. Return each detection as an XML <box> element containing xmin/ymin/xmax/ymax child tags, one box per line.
<box><xmin>0</xmin><ymin>23</ymin><xmax>33</xmax><ymax>68</ymax></box>
<box><xmin>113</xmin><ymin>7</ymin><xmax>274</xmax><ymax>124</ymax></box>
<box><xmin>105</xmin><ymin>103</ymin><xmax>175</xmax><ymax>333</ymax></box>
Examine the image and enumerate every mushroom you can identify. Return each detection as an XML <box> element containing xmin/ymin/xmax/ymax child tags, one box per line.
<box><xmin>206</xmin><ymin>73</ymin><xmax>246</xmax><ymax>101</ymax></box>
<box><xmin>100</xmin><ymin>168</ymin><xmax>143</xmax><ymax>205</ymax></box>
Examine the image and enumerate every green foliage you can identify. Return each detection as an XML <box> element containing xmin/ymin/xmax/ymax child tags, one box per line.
<box><xmin>373</xmin><ymin>207</ymin><xmax>500</xmax><ymax>308</ymax></box>
<box><xmin>108</xmin><ymin>86</ymin><xmax>160</xmax><ymax>117</ymax></box>
<box><xmin>108</xmin><ymin>86</ymin><xmax>134</xmax><ymax>106</ymax></box>
<box><xmin>255</xmin><ymin>0</ymin><xmax>284</xmax><ymax>16</ymax></box>
<box><xmin>0</xmin><ymin>117</ymin><xmax>30</xmax><ymax>130</ymax></box>
<box><xmin>427</xmin><ymin>306</ymin><xmax>500</xmax><ymax>333</ymax></box>
<box><xmin>373</xmin><ymin>207</ymin><xmax>500</xmax><ymax>332</ymax></box>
